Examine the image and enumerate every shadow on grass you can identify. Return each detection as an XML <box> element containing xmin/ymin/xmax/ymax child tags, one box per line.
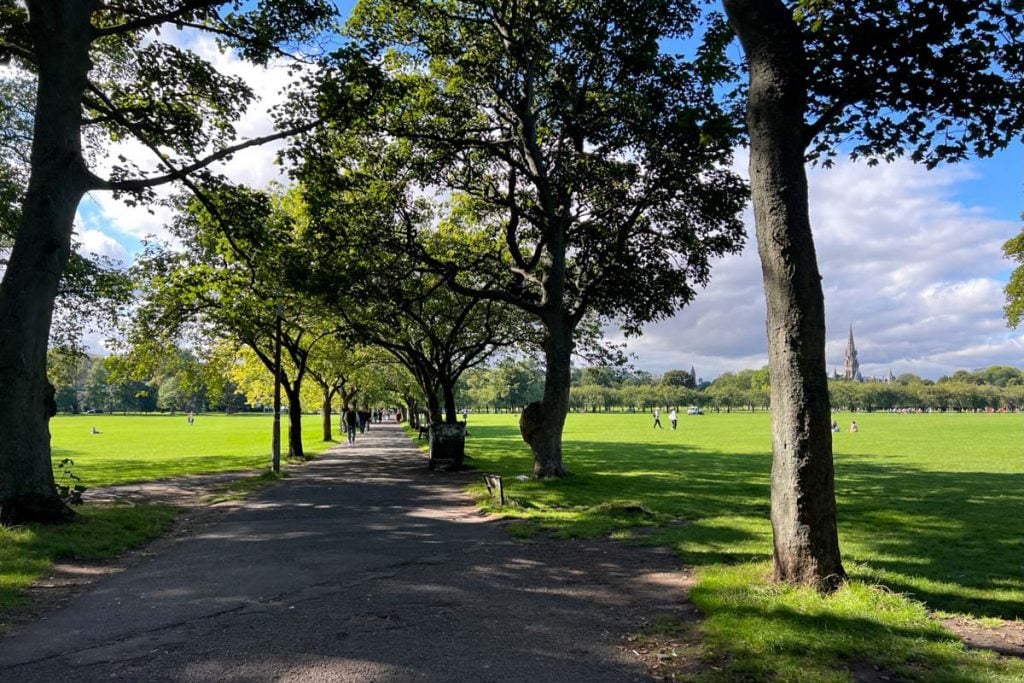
<box><xmin>0</xmin><ymin>505</ymin><xmax>178</xmax><ymax>612</ymax></box>
<box><xmin>51</xmin><ymin>448</ymin><xmax>268</xmax><ymax>488</ymax></box>
<box><xmin>469</xmin><ymin>432</ymin><xmax>1023</xmax><ymax>620</ymax></box>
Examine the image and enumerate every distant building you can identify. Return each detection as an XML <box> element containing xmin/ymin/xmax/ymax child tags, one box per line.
<box><xmin>830</xmin><ymin>326</ymin><xmax>895</xmax><ymax>383</ymax></box>
<box><xmin>843</xmin><ymin>326</ymin><xmax>862</xmax><ymax>381</ymax></box>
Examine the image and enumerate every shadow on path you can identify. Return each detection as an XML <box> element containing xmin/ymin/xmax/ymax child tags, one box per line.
<box><xmin>0</xmin><ymin>422</ymin><xmax>693</xmax><ymax>682</ymax></box>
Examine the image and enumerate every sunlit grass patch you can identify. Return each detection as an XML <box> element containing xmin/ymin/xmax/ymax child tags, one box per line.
<box><xmin>50</xmin><ymin>413</ymin><xmax>334</xmax><ymax>487</ymax></box>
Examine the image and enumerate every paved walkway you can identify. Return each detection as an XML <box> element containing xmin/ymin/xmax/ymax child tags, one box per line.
<box><xmin>0</xmin><ymin>422</ymin><xmax>692</xmax><ymax>682</ymax></box>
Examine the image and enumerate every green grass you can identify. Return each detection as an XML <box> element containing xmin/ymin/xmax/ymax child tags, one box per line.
<box><xmin>51</xmin><ymin>413</ymin><xmax>337</xmax><ymax>487</ymax></box>
<box><xmin>1</xmin><ymin>413</ymin><xmax>337</xmax><ymax>622</ymax></box>
<box><xmin>463</xmin><ymin>411</ymin><xmax>1024</xmax><ymax>681</ymax></box>
<box><xmin>0</xmin><ymin>504</ymin><xmax>178</xmax><ymax>617</ymax></box>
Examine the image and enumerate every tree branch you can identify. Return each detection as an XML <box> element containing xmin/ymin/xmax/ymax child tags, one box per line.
<box><xmin>93</xmin><ymin>1</ymin><xmax>224</xmax><ymax>37</ymax></box>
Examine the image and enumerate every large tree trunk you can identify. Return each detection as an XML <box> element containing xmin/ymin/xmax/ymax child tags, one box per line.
<box><xmin>421</xmin><ymin>378</ymin><xmax>443</xmax><ymax>424</ymax></box>
<box><xmin>403</xmin><ymin>396</ymin><xmax>417</xmax><ymax>427</ymax></box>
<box><xmin>0</xmin><ymin>4</ymin><xmax>94</xmax><ymax>525</ymax></box>
<box><xmin>724</xmin><ymin>0</ymin><xmax>845</xmax><ymax>590</ymax></box>
<box><xmin>520</xmin><ymin>313</ymin><xmax>571</xmax><ymax>478</ymax></box>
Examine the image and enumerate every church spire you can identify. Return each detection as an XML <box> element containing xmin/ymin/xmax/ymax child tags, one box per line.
<box><xmin>843</xmin><ymin>326</ymin><xmax>861</xmax><ymax>381</ymax></box>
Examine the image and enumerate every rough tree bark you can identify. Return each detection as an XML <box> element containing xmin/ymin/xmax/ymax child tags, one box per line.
<box><xmin>520</xmin><ymin>311</ymin><xmax>572</xmax><ymax>479</ymax></box>
<box><xmin>0</xmin><ymin>3</ymin><xmax>95</xmax><ymax>524</ymax></box>
<box><xmin>440</xmin><ymin>378</ymin><xmax>458</xmax><ymax>424</ymax></box>
<box><xmin>723</xmin><ymin>0</ymin><xmax>845</xmax><ymax>589</ymax></box>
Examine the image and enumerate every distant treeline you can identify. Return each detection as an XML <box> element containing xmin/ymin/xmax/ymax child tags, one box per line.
<box><xmin>457</xmin><ymin>362</ymin><xmax>1024</xmax><ymax>413</ymax></box>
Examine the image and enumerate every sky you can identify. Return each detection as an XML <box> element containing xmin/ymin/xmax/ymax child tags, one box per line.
<box><xmin>72</xmin><ymin>20</ymin><xmax>1024</xmax><ymax>383</ymax></box>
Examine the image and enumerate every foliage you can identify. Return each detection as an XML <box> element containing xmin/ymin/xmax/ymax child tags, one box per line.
<box><xmin>54</xmin><ymin>458</ymin><xmax>86</xmax><ymax>508</ymax></box>
<box><xmin>287</xmin><ymin>181</ymin><xmax>527</xmax><ymax>422</ymax></box>
<box><xmin>291</xmin><ymin>0</ymin><xmax>750</xmax><ymax>473</ymax></box>
<box><xmin>1003</xmin><ymin>223</ymin><xmax>1024</xmax><ymax>328</ymax></box>
<box><xmin>463</xmin><ymin>357</ymin><xmax>545</xmax><ymax>412</ymax></box>
<box><xmin>793</xmin><ymin>0</ymin><xmax>1024</xmax><ymax>169</ymax></box>
<box><xmin>332</xmin><ymin>0</ymin><xmax>749</xmax><ymax>327</ymax></box>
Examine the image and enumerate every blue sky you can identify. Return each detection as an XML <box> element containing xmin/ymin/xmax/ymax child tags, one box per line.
<box><xmin>72</xmin><ymin>11</ymin><xmax>1024</xmax><ymax>381</ymax></box>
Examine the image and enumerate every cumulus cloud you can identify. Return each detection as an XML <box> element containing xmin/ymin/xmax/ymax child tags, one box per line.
<box><xmin>614</xmin><ymin>157</ymin><xmax>1022</xmax><ymax>380</ymax></box>
<box><xmin>75</xmin><ymin>226</ymin><xmax>128</xmax><ymax>263</ymax></box>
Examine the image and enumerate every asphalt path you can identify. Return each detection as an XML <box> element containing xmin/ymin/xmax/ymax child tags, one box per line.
<box><xmin>0</xmin><ymin>422</ymin><xmax>692</xmax><ymax>682</ymax></box>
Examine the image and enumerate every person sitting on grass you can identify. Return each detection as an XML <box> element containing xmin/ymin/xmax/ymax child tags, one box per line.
<box><xmin>850</xmin><ymin>420</ymin><xmax>859</xmax><ymax>433</ymax></box>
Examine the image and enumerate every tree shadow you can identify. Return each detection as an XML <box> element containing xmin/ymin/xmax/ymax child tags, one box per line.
<box><xmin>468</xmin><ymin>429</ymin><xmax>1023</xmax><ymax>619</ymax></box>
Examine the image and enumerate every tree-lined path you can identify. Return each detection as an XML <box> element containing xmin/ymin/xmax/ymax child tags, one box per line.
<box><xmin>0</xmin><ymin>423</ymin><xmax>691</xmax><ymax>682</ymax></box>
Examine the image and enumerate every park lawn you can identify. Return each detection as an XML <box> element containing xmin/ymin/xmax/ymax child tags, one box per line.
<box><xmin>464</xmin><ymin>411</ymin><xmax>1024</xmax><ymax>681</ymax></box>
<box><xmin>1</xmin><ymin>413</ymin><xmax>336</xmax><ymax>621</ymax></box>
<box><xmin>50</xmin><ymin>412</ymin><xmax>337</xmax><ymax>487</ymax></box>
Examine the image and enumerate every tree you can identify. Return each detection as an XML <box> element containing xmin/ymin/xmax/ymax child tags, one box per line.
<box><xmin>132</xmin><ymin>184</ymin><xmax>341</xmax><ymax>463</ymax></box>
<box><xmin>303</xmin><ymin>336</ymin><xmax>364</xmax><ymax>442</ymax></box>
<box><xmin>285</xmin><ymin>165</ymin><xmax>528</xmax><ymax>428</ymax></box>
<box><xmin>662</xmin><ymin>369</ymin><xmax>697</xmax><ymax>389</ymax></box>
<box><xmin>721</xmin><ymin>0</ymin><xmax>1022</xmax><ymax>587</ymax></box>
<box><xmin>303</xmin><ymin>0</ymin><xmax>747</xmax><ymax>478</ymax></box>
<box><xmin>0</xmin><ymin>0</ymin><xmax>338</xmax><ymax>524</ymax></box>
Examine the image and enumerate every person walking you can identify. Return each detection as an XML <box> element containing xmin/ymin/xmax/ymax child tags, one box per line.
<box><xmin>343</xmin><ymin>406</ymin><xmax>359</xmax><ymax>446</ymax></box>
<box><xmin>652</xmin><ymin>407</ymin><xmax>663</xmax><ymax>429</ymax></box>
<box><xmin>669</xmin><ymin>408</ymin><xmax>678</xmax><ymax>430</ymax></box>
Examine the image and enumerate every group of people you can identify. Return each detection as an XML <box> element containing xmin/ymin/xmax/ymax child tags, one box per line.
<box><xmin>341</xmin><ymin>408</ymin><xmax>394</xmax><ymax>446</ymax></box>
<box><xmin>831</xmin><ymin>419</ymin><xmax>858</xmax><ymax>433</ymax></box>
<box><xmin>652</xmin><ymin>408</ymin><xmax>679</xmax><ymax>430</ymax></box>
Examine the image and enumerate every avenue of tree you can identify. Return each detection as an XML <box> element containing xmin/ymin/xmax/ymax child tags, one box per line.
<box><xmin>0</xmin><ymin>1</ymin><xmax>1021</xmax><ymax>595</ymax></box>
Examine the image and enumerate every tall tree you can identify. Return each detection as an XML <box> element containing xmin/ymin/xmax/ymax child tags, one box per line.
<box><xmin>721</xmin><ymin>0</ymin><xmax>1022</xmax><ymax>588</ymax></box>
<box><xmin>0</xmin><ymin>0</ymin><xmax>337</xmax><ymax>523</ymax></box>
<box><xmin>132</xmin><ymin>184</ymin><xmax>339</xmax><ymax>462</ymax></box>
<box><xmin>302</xmin><ymin>0</ymin><xmax>747</xmax><ymax>477</ymax></box>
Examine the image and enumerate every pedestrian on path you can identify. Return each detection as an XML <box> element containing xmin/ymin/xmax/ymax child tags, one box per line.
<box><xmin>343</xmin><ymin>406</ymin><xmax>359</xmax><ymax>445</ymax></box>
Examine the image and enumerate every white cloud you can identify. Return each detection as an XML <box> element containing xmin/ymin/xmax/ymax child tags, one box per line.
<box><xmin>75</xmin><ymin>226</ymin><xmax>128</xmax><ymax>263</ymax></box>
<box><xmin>616</xmin><ymin>157</ymin><xmax>1022</xmax><ymax>380</ymax></box>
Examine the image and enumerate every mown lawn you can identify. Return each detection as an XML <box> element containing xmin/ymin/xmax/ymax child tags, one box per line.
<box><xmin>50</xmin><ymin>412</ymin><xmax>336</xmax><ymax>487</ymax></box>
<box><xmin>463</xmin><ymin>411</ymin><xmax>1024</xmax><ymax>681</ymax></box>
<box><xmin>1</xmin><ymin>413</ymin><xmax>336</xmax><ymax>620</ymax></box>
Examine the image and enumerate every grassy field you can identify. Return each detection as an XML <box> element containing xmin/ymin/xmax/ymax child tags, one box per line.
<box><xmin>462</xmin><ymin>410</ymin><xmax>1024</xmax><ymax>681</ymax></box>
<box><xmin>1</xmin><ymin>413</ymin><xmax>336</xmax><ymax>619</ymax></box>
<box><xmin>50</xmin><ymin>413</ymin><xmax>336</xmax><ymax>487</ymax></box>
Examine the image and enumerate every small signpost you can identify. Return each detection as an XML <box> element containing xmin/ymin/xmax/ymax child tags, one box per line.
<box><xmin>483</xmin><ymin>474</ymin><xmax>504</xmax><ymax>505</ymax></box>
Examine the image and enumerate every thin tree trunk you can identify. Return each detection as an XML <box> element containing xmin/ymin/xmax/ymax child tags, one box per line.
<box><xmin>0</xmin><ymin>3</ymin><xmax>95</xmax><ymax>524</ymax></box>
<box><xmin>441</xmin><ymin>380</ymin><xmax>458</xmax><ymax>424</ymax></box>
<box><xmin>520</xmin><ymin>314</ymin><xmax>571</xmax><ymax>478</ymax></box>
<box><xmin>724</xmin><ymin>0</ymin><xmax>845</xmax><ymax>590</ymax></box>
<box><xmin>321</xmin><ymin>387</ymin><xmax>335</xmax><ymax>441</ymax></box>
<box><xmin>285</xmin><ymin>384</ymin><xmax>304</xmax><ymax>460</ymax></box>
